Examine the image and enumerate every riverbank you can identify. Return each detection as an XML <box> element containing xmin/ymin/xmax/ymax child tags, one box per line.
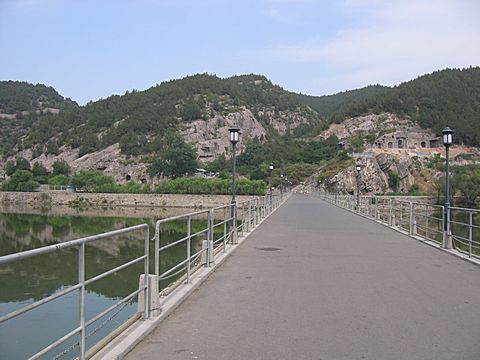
<box><xmin>0</xmin><ymin>191</ymin><xmax>258</xmax><ymax>217</ymax></box>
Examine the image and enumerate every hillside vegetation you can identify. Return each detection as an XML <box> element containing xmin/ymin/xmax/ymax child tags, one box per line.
<box><xmin>324</xmin><ymin>67</ymin><xmax>480</xmax><ymax>146</ymax></box>
<box><xmin>0</xmin><ymin>81</ymin><xmax>77</xmax><ymax>157</ymax></box>
<box><xmin>20</xmin><ymin>74</ymin><xmax>323</xmax><ymax>158</ymax></box>
<box><xmin>0</xmin><ymin>81</ymin><xmax>77</xmax><ymax>114</ymax></box>
<box><xmin>1</xmin><ymin>68</ymin><xmax>480</xmax><ymax>189</ymax></box>
<box><xmin>296</xmin><ymin>85</ymin><xmax>388</xmax><ymax>118</ymax></box>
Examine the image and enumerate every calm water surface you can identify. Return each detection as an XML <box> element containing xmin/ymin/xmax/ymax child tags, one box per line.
<box><xmin>0</xmin><ymin>210</ymin><xmax>204</xmax><ymax>359</ymax></box>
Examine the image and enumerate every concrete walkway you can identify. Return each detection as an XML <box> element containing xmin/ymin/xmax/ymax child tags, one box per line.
<box><xmin>126</xmin><ymin>194</ymin><xmax>480</xmax><ymax>360</ymax></box>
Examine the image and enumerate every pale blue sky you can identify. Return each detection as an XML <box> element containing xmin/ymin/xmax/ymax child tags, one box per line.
<box><xmin>1</xmin><ymin>0</ymin><xmax>479</xmax><ymax>104</ymax></box>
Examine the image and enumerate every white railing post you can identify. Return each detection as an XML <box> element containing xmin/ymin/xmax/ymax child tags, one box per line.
<box><xmin>187</xmin><ymin>216</ymin><xmax>191</xmax><ymax>283</ymax></box>
<box><xmin>78</xmin><ymin>243</ymin><xmax>86</xmax><ymax>360</ymax></box>
<box><xmin>469</xmin><ymin>211</ymin><xmax>473</xmax><ymax>257</ymax></box>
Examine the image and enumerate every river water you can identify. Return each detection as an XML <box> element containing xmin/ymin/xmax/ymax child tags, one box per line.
<box><xmin>0</xmin><ymin>208</ymin><xmax>205</xmax><ymax>359</ymax></box>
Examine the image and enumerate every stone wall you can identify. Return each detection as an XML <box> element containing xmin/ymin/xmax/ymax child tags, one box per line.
<box><xmin>0</xmin><ymin>191</ymin><xmax>258</xmax><ymax>211</ymax></box>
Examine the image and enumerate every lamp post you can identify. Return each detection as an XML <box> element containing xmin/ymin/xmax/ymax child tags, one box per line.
<box><xmin>355</xmin><ymin>163</ymin><xmax>361</xmax><ymax>211</ymax></box>
<box><xmin>229</xmin><ymin>126</ymin><xmax>240</xmax><ymax>243</ymax></box>
<box><xmin>280</xmin><ymin>174</ymin><xmax>284</xmax><ymax>199</ymax></box>
<box><xmin>442</xmin><ymin>125</ymin><xmax>453</xmax><ymax>249</ymax></box>
<box><xmin>333</xmin><ymin>175</ymin><xmax>338</xmax><ymax>203</ymax></box>
<box><xmin>268</xmin><ymin>162</ymin><xmax>274</xmax><ymax>205</ymax></box>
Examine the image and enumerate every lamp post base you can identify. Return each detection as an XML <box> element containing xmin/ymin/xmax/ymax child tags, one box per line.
<box><xmin>443</xmin><ymin>231</ymin><xmax>453</xmax><ymax>249</ymax></box>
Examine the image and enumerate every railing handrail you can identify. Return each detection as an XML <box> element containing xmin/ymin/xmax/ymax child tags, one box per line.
<box><xmin>315</xmin><ymin>190</ymin><xmax>479</xmax><ymax>260</ymax></box>
<box><xmin>0</xmin><ymin>191</ymin><xmax>290</xmax><ymax>359</ymax></box>
<box><xmin>0</xmin><ymin>223</ymin><xmax>148</xmax><ymax>265</ymax></box>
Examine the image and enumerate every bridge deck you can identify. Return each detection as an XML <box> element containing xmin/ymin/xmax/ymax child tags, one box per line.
<box><xmin>126</xmin><ymin>194</ymin><xmax>480</xmax><ymax>360</ymax></box>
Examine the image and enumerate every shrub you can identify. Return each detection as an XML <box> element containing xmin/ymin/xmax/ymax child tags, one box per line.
<box><xmin>154</xmin><ymin>178</ymin><xmax>266</xmax><ymax>195</ymax></box>
<box><xmin>16</xmin><ymin>180</ymin><xmax>40</xmax><ymax>192</ymax></box>
<box><xmin>388</xmin><ymin>171</ymin><xmax>400</xmax><ymax>191</ymax></box>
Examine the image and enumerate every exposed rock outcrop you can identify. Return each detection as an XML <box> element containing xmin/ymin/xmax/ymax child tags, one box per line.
<box><xmin>321</xmin><ymin>153</ymin><xmax>416</xmax><ymax>194</ymax></box>
<box><xmin>180</xmin><ymin>109</ymin><xmax>267</xmax><ymax>162</ymax></box>
<box><xmin>1</xmin><ymin>106</ymin><xmax>317</xmax><ymax>182</ymax></box>
<box><xmin>318</xmin><ymin>112</ymin><xmax>439</xmax><ymax>150</ymax></box>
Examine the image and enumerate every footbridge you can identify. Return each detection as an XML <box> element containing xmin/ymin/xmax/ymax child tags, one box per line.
<box><xmin>117</xmin><ymin>193</ymin><xmax>480</xmax><ymax>360</ymax></box>
<box><xmin>2</xmin><ymin>193</ymin><xmax>480</xmax><ymax>360</ymax></box>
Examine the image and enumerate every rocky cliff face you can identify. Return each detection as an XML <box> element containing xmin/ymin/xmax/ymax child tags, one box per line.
<box><xmin>2</xmin><ymin>105</ymin><xmax>316</xmax><ymax>182</ymax></box>
<box><xmin>180</xmin><ymin>106</ymin><xmax>316</xmax><ymax>162</ymax></box>
<box><xmin>321</xmin><ymin>152</ymin><xmax>416</xmax><ymax>194</ymax></box>
<box><xmin>180</xmin><ymin>108</ymin><xmax>267</xmax><ymax>162</ymax></box>
<box><xmin>318</xmin><ymin>113</ymin><xmax>408</xmax><ymax>139</ymax></box>
<box><xmin>318</xmin><ymin>112</ymin><xmax>437</xmax><ymax>150</ymax></box>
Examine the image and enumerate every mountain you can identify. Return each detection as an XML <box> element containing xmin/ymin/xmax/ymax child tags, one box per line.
<box><xmin>0</xmin><ymin>81</ymin><xmax>78</xmax><ymax>157</ymax></box>
<box><xmin>0</xmin><ymin>74</ymin><xmax>326</xmax><ymax>182</ymax></box>
<box><xmin>0</xmin><ymin>81</ymin><xmax>77</xmax><ymax>114</ymax></box>
<box><xmin>20</xmin><ymin>74</ymin><xmax>324</xmax><ymax>158</ymax></box>
<box><xmin>295</xmin><ymin>85</ymin><xmax>389</xmax><ymax>118</ymax></box>
<box><xmin>1</xmin><ymin>68</ymin><xmax>480</xmax><ymax>183</ymax></box>
<box><xmin>324</xmin><ymin>67</ymin><xmax>480</xmax><ymax>146</ymax></box>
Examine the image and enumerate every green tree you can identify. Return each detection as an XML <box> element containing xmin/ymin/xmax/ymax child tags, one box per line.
<box><xmin>454</xmin><ymin>171</ymin><xmax>480</xmax><ymax>206</ymax></box>
<box><xmin>182</xmin><ymin>102</ymin><xmax>202</xmax><ymax>121</ymax></box>
<box><xmin>15</xmin><ymin>157</ymin><xmax>31</xmax><ymax>171</ymax></box>
<box><xmin>388</xmin><ymin>171</ymin><xmax>401</xmax><ymax>191</ymax></box>
<box><xmin>70</xmin><ymin>170</ymin><xmax>115</xmax><ymax>192</ymax></box>
<box><xmin>5</xmin><ymin>161</ymin><xmax>16</xmax><ymax>176</ymax></box>
<box><xmin>1</xmin><ymin>170</ymin><xmax>39</xmax><ymax>192</ymax></box>
<box><xmin>48</xmin><ymin>174</ymin><xmax>70</xmax><ymax>185</ymax></box>
<box><xmin>16</xmin><ymin>180</ymin><xmax>40</xmax><ymax>192</ymax></box>
<box><xmin>32</xmin><ymin>162</ymin><xmax>48</xmax><ymax>177</ymax></box>
<box><xmin>46</xmin><ymin>140</ymin><xmax>60</xmax><ymax>155</ymax></box>
<box><xmin>11</xmin><ymin>169</ymin><xmax>33</xmax><ymax>184</ymax></box>
<box><xmin>52</xmin><ymin>160</ymin><xmax>71</xmax><ymax>176</ymax></box>
<box><xmin>148</xmin><ymin>132</ymin><xmax>197</xmax><ymax>178</ymax></box>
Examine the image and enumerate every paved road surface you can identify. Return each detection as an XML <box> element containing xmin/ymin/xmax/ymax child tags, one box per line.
<box><xmin>126</xmin><ymin>194</ymin><xmax>480</xmax><ymax>360</ymax></box>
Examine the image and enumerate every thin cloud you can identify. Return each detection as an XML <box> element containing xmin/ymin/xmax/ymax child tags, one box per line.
<box><xmin>270</xmin><ymin>0</ymin><xmax>480</xmax><ymax>90</ymax></box>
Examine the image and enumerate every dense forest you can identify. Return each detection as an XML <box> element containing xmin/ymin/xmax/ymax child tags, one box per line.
<box><xmin>0</xmin><ymin>81</ymin><xmax>77</xmax><ymax>113</ymax></box>
<box><xmin>0</xmin><ymin>81</ymin><xmax>78</xmax><ymax>156</ymax></box>
<box><xmin>296</xmin><ymin>85</ymin><xmax>388</xmax><ymax>118</ymax></box>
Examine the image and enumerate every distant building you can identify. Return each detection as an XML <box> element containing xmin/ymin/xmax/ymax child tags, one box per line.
<box><xmin>374</xmin><ymin>130</ymin><xmax>440</xmax><ymax>149</ymax></box>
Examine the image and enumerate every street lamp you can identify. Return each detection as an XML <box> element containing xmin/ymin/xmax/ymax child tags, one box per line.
<box><xmin>333</xmin><ymin>174</ymin><xmax>338</xmax><ymax>203</ymax></box>
<box><xmin>355</xmin><ymin>163</ymin><xmax>361</xmax><ymax>211</ymax></box>
<box><xmin>229</xmin><ymin>126</ymin><xmax>240</xmax><ymax>243</ymax></box>
<box><xmin>442</xmin><ymin>125</ymin><xmax>453</xmax><ymax>249</ymax></box>
<box><xmin>280</xmin><ymin>174</ymin><xmax>284</xmax><ymax>198</ymax></box>
<box><xmin>268</xmin><ymin>162</ymin><xmax>274</xmax><ymax>205</ymax></box>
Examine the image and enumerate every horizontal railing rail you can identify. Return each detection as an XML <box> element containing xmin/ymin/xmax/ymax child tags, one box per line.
<box><xmin>0</xmin><ymin>224</ymin><xmax>149</xmax><ymax>360</ymax></box>
<box><xmin>314</xmin><ymin>191</ymin><xmax>480</xmax><ymax>260</ymax></box>
<box><xmin>0</xmin><ymin>191</ymin><xmax>289</xmax><ymax>359</ymax></box>
<box><xmin>153</xmin><ymin>193</ymin><xmax>286</xmax><ymax>294</ymax></box>
<box><xmin>449</xmin><ymin>206</ymin><xmax>480</xmax><ymax>258</ymax></box>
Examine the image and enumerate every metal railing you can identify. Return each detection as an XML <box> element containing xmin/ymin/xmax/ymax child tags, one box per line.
<box><xmin>0</xmin><ymin>224</ymin><xmax>149</xmax><ymax>360</ymax></box>
<box><xmin>449</xmin><ymin>207</ymin><xmax>480</xmax><ymax>257</ymax></box>
<box><xmin>0</xmin><ymin>192</ymin><xmax>288</xmax><ymax>359</ymax></box>
<box><xmin>153</xmin><ymin>194</ymin><xmax>285</xmax><ymax>294</ymax></box>
<box><xmin>314</xmin><ymin>191</ymin><xmax>480</xmax><ymax>259</ymax></box>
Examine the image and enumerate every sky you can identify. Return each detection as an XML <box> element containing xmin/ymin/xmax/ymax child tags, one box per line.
<box><xmin>1</xmin><ymin>0</ymin><xmax>479</xmax><ymax>105</ymax></box>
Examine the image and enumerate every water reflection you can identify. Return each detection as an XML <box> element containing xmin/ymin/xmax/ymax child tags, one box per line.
<box><xmin>0</xmin><ymin>210</ymin><xmax>209</xmax><ymax>359</ymax></box>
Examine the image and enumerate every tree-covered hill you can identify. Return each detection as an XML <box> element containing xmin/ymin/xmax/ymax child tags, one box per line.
<box><xmin>322</xmin><ymin>67</ymin><xmax>480</xmax><ymax>146</ymax></box>
<box><xmin>19</xmin><ymin>73</ymin><xmax>323</xmax><ymax>158</ymax></box>
<box><xmin>0</xmin><ymin>81</ymin><xmax>77</xmax><ymax>114</ymax></box>
<box><xmin>2</xmin><ymin>67</ymin><xmax>480</xmax><ymax>163</ymax></box>
<box><xmin>295</xmin><ymin>85</ymin><xmax>389</xmax><ymax>118</ymax></box>
<box><xmin>0</xmin><ymin>81</ymin><xmax>79</xmax><ymax>156</ymax></box>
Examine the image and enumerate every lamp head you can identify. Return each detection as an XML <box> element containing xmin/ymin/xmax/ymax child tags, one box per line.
<box><xmin>229</xmin><ymin>126</ymin><xmax>241</xmax><ymax>145</ymax></box>
<box><xmin>442</xmin><ymin>125</ymin><xmax>453</xmax><ymax>146</ymax></box>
